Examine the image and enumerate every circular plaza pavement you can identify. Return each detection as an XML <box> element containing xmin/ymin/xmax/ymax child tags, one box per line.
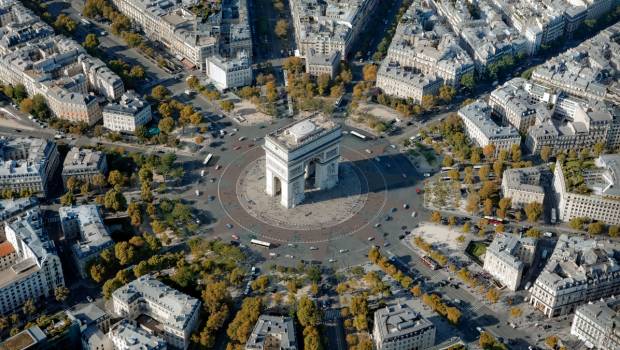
<box><xmin>217</xmin><ymin>145</ymin><xmax>388</xmax><ymax>244</ymax></box>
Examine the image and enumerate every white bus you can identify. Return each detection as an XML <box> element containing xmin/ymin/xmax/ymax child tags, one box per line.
<box><xmin>203</xmin><ymin>153</ymin><xmax>213</xmax><ymax>165</ymax></box>
<box><xmin>250</xmin><ymin>239</ymin><xmax>272</xmax><ymax>248</ymax></box>
<box><xmin>350</xmin><ymin>130</ymin><xmax>367</xmax><ymax>140</ymax></box>
<box><xmin>551</xmin><ymin>208</ymin><xmax>557</xmax><ymax>224</ymax></box>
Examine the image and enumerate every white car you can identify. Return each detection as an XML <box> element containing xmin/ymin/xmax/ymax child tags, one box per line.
<box><xmin>365</xmin><ymin>149</ymin><xmax>372</xmax><ymax>154</ymax></box>
<box><xmin>328</xmin><ymin>259</ymin><xmax>336</xmax><ymax>263</ymax></box>
<box><xmin>424</xmin><ymin>173</ymin><xmax>431</xmax><ymax>177</ymax></box>
<box><xmin>339</xmin><ymin>249</ymin><xmax>348</xmax><ymax>253</ymax></box>
<box><xmin>367</xmin><ymin>237</ymin><xmax>375</xmax><ymax>241</ymax></box>
<box><xmin>309</xmin><ymin>246</ymin><xmax>318</xmax><ymax>250</ymax></box>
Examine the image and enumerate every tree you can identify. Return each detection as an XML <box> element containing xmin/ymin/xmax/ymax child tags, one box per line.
<box><xmin>54</xmin><ymin>286</ymin><xmax>70</xmax><ymax>302</ymax></box>
<box><xmin>251</xmin><ymin>275</ymin><xmax>270</xmax><ymax>292</ymax></box>
<box><xmin>60</xmin><ymin>191</ymin><xmax>75</xmax><ymax>206</ymax></box>
<box><xmin>609</xmin><ymin>225</ymin><xmax>619</xmax><ymax>237</ymax></box>
<box><xmin>439</xmin><ymin>85</ymin><xmax>456</xmax><ymax>103</ymax></box>
<box><xmin>510</xmin><ymin>307</ymin><xmax>522</xmax><ymax>318</ymax></box>
<box><xmin>83</xmin><ymin>33</ymin><xmax>99</xmax><ymax>51</ymax></box>
<box><xmin>108</xmin><ymin>170</ymin><xmax>124</xmax><ymax>187</ymax></box>
<box><xmin>448</xmin><ymin>169</ymin><xmax>459</xmax><ymax>180</ymax></box>
<box><xmin>362</xmin><ymin>64</ymin><xmax>378</xmax><ymax>81</ymax></box>
<box><xmin>525</xmin><ymin>228</ymin><xmax>541</xmax><ymax>238</ymax></box>
<box><xmin>470</xmin><ymin>148</ymin><xmax>481</xmax><ymax>164</ymax></box>
<box><xmin>0</xmin><ymin>316</ymin><xmax>7</xmax><ymax>332</ymax></box>
<box><xmin>540</xmin><ymin>145</ymin><xmax>552</xmax><ymax>162</ymax></box>
<box><xmin>466</xmin><ymin>192</ymin><xmax>479</xmax><ymax>214</ymax></box>
<box><xmin>66</xmin><ymin>176</ymin><xmax>80</xmax><ymax>193</ymax></box>
<box><xmin>22</xmin><ymin>299</ymin><xmax>36</xmax><ymax>316</ymax></box>
<box><xmin>482</xmin><ymin>144</ymin><xmax>496</xmax><ymax>159</ymax></box>
<box><xmin>151</xmin><ymin>85</ymin><xmax>170</xmax><ymax>101</ymax></box>
<box><xmin>442</xmin><ymin>155</ymin><xmax>454</xmax><ymax>167</ymax></box>
<box><xmin>479</xmin><ymin>165</ymin><xmax>490</xmax><ymax>181</ymax></box>
<box><xmin>588</xmin><ymin>221</ymin><xmax>605</xmax><ymax>235</ymax></box>
<box><xmin>569</xmin><ymin>217</ymin><xmax>587</xmax><ymax>230</ymax></box>
<box><xmin>524</xmin><ymin>202</ymin><xmax>543</xmax><ymax>222</ymax></box>
<box><xmin>431</xmin><ymin>211</ymin><xmax>442</xmax><ymax>223</ymax></box>
<box><xmin>297</xmin><ymin>296</ymin><xmax>321</xmax><ymax>327</ymax></box>
<box><xmin>446</xmin><ymin>307</ymin><xmax>461</xmax><ymax>325</ymax></box>
<box><xmin>459</xmin><ymin>72</ymin><xmax>475</xmax><ymax>91</ymax></box>
<box><xmin>90</xmin><ymin>263</ymin><xmax>106</xmax><ymax>283</ymax></box>
<box><xmin>158</xmin><ymin>117</ymin><xmax>175</xmax><ymax>134</ymax></box>
<box><xmin>421</xmin><ymin>95</ymin><xmax>436</xmax><ymax>111</ymax></box>
<box><xmin>593</xmin><ymin>142</ymin><xmax>605</xmax><ymax>156</ymax></box>
<box><xmin>129</xmin><ymin>65</ymin><xmax>145</xmax><ymax>80</ymax></box>
<box><xmin>220</xmin><ymin>100</ymin><xmax>234</xmax><ymax>112</ymax></box>
<box><xmin>448</xmin><ymin>216</ymin><xmax>457</xmax><ymax>226</ymax></box>
<box><xmin>19</xmin><ymin>98</ymin><xmax>33</xmax><ymax>114</ymax></box>
<box><xmin>545</xmin><ymin>336</ymin><xmax>558</xmax><ymax>349</ymax></box>
<box><xmin>493</xmin><ymin>160</ymin><xmax>504</xmax><ymax>178</ymax></box>
<box><xmin>104</xmin><ymin>189</ymin><xmax>127</xmax><ymax>212</ymax></box>
<box><xmin>462</xmin><ymin>222</ymin><xmax>471</xmax><ymax>233</ymax></box>
<box><xmin>274</xmin><ymin>19</ymin><xmax>288</xmax><ymax>39</ymax></box>
<box><xmin>479</xmin><ymin>332</ymin><xmax>496</xmax><ymax>349</ymax></box>
<box><xmin>483</xmin><ymin>198</ymin><xmax>493</xmax><ymax>216</ymax></box>
<box><xmin>485</xmin><ymin>288</ymin><xmax>499</xmax><ymax>304</ymax></box>
<box><xmin>114</xmin><ymin>242</ymin><xmax>135</xmax><ymax>265</ymax></box>
<box><xmin>511</xmin><ymin>144</ymin><xmax>522</xmax><ymax>162</ymax></box>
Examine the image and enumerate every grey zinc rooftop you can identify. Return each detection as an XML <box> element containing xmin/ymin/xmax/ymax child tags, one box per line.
<box><xmin>112</xmin><ymin>275</ymin><xmax>201</xmax><ymax>331</ymax></box>
<box><xmin>458</xmin><ymin>100</ymin><xmax>520</xmax><ymax>139</ymax></box>
<box><xmin>378</xmin><ymin>61</ymin><xmax>441</xmax><ymax>88</ymax></box>
<box><xmin>0</xmin><ymin>137</ymin><xmax>55</xmax><ymax>177</ymax></box>
<box><xmin>502</xmin><ymin>166</ymin><xmax>545</xmax><ymax>194</ymax></box>
<box><xmin>576</xmin><ymin>297</ymin><xmax>620</xmax><ymax>337</ymax></box>
<box><xmin>246</xmin><ymin>315</ymin><xmax>297</xmax><ymax>350</ymax></box>
<box><xmin>59</xmin><ymin>205</ymin><xmax>112</xmax><ymax>259</ymax></box>
<box><xmin>62</xmin><ymin>147</ymin><xmax>105</xmax><ymax>173</ymax></box>
<box><xmin>103</xmin><ymin>91</ymin><xmax>149</xmax><ymax>116</ymax></box>
<box><xmin>374</xmin><ymin>302</ymin><xmax>434</xmax><ymax>341</ymax></box>
<box><xmin>109</xmin><ymin>319</ymin><xmax>166</xmax><ymax>350</ymax></box>
<box><xmin>487</xmin><ymin>234</ymin><xmax>536</xmax><ymax>270</ymax></box>
<box><xmin>535</xmin><ymin>234</ymin><xmax>620</xmax><ymax>290</ymax></box>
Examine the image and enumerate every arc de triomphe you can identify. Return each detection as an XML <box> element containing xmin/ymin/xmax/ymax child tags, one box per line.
<box><xmin>263</xmin><ymin>114</ymin><xmax>342</xmax><ymax>208</ymax></box>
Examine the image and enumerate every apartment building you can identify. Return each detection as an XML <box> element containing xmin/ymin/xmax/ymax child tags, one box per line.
<box><xmin>62</xmin><ymin>147</ymin><xmax>107</xmax><ymax>187</ymax></box>
<box><xmin>458</xmin><ymin>100</ymin><xmax>521</xmax><ymax>155</ymax></box>
<box><xmin>305</xmin><ymin>50</ymin><xmax>340</xmax><ymax>79</ymax></box>
<box><xmin>112</xmin><ymin>275</ymin><xmax>201</xmax><ymax>349</ymax></box>
<box><xmin>246</xmin><ymin>315</ymin><xmax>297</xmax><ymax>350</ymax></box>
<box><xmin>0</xmin><ymin>209</ymin><xmax>65</xmax><ymax>315</ymax></box>
<box><xmin>373</xmin><ymin>302</ymin><xmax>435</xmax><ymax>350</ymax></box>
<box><xmin>376</xmin><ymin>62</ymin><xmax>442</xmax><ymax>103</ymax></box>
<box><xmin>483</xmin><ymin>234</ymin><xmax>537</xmax><ymax>291</ymax></box>
<box><xmin>489</xmin><ymin>78</ymin><xmax>620</xmax><ymax>154</ymax></box>
<box><xmin>67</xmin><ymin>304</ymin><xmax>113</xmax><ymax>350</ymax></box>
<box><xmin>110</xmin><ymin>0</ymin><xmax>219</xmax><ymax>70</ymax></box>
<box><xmin>431</xmin><ymin>0</ymin><xmax>527</xmax><ymax>68</ymax></box>
<box><xmin>529</xmin><ymin>234</ymin><xmax>620</xmax><ymax>318</ymax></box>
<box><xmin>289</xmin><ymin>0</ymin><xmax>378</xmax><ymax>57</ymax></box>
<box><xmin>206</xmin><ymin>52</ymin><xmax>252</xmax><ymax>90</ymax></box>
<box><xmin>0</xmin><ymin>197</ymin><xmax>38</xmax><ymax>221</ymax></box>
<box><xmin>59</xmin><ymin>205</ymin><xmax>113</xmax><ymax>279</ymax></box>
<box><xmin>553</xmin><ymin>155</ymin><xmax>620</xmax><ymax>225</ymax></box>
<box><xmin>531</xmin><ymin>22</ymin><xmax>620</xmax><ymax>104</ymax></box>
<box><xmin>0</xmin><ymin>1</ymin><xmax>123</xmax><ymax>125</ymax></box>
<box><xmin>385</xmin><ymin>0</ymin><xmax>474</xmax><ymax>87</ymax></box>
<box><xmin>571</xmin><ymin>297</ymin><xmax>620</xmax><ymax>350</ymax></box>
<box><xmin>501</xmin><ymin>166</ymin><xmax>546</xmax><ymax>207</ymax></box>
<box><xmin>0</xmin><ymin>137</ymin><xmax>60</xmax><ymax>196</ymax></box>
<box><xmin>108</xmin><ymin>319</ymin><xmax>166</xmax><ymax>350</ymax></box>
<box><xmin>103</xmin><ymin>91</ymin><xmax>152</xmax><ymax>134</ymax></box>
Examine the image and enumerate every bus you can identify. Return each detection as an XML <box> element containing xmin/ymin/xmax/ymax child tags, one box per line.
<box><xmin>203</xmin><ymin>153</ymin><xmax>213</xmax><ymax>165</ymax></box>
<box><xmin>350</xmin><ymin>130</ymin><xmax>367</xmax><ymax>140</ymax></box>
<box><xmin>483</xmin><ymin>216</ymin><xmax>505</xmax><ymax>225</ymax></box>
<box><xmin>473</xmin><ymin>165</ymin><xmax>484</xmax><ymax>170</ymax></box>
<box><xmin>551</xmin><ymin>208</ymin><xmax>557</xmax><ymax>224</ymax></box>
<box><xmin>421</xmin><ymin>255</ymin><xmax>439</xmax><ymax>270</ymax></box>
<box><xmin>250</xmin><ymin>239</ymin><xmax>272</xmax><ymax>248</ymax></box>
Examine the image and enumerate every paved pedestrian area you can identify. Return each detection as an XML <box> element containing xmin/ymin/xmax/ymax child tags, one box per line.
<box><xmin>237</xmin><ymin>157</ymin><xmax>368</xmax><ymax>230</ymax></box>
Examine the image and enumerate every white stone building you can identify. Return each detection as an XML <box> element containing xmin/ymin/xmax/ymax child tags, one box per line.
<box><xmin>263</xmin><ymin>114</ymin><xmax>342</xmax><ymax>208</ymax></box>
<box><xmin>372</xmin><ymin>302</ymin><xmax>436</xmax><ymax>350</ymax></box>
<box><xmin>289</xmin><ymin>0</ymin><xmax>378</xmax><ymax>57</ymax></box>
<box><xmin>0</xmin><ymin>137</ymin><xmax>60</xmax><ymax>196</ymax></box>
<box><xmin>59</xmin><ymin>205</ymin><xmax>113</xmax><ymax>279</ymax></box>
<box><xmin>103</xmin><ymin>91</ymin><xmax>152</xmax><ymax>133</ymax></box>
<box><xmin>571</xmin><ymin>297</ymin><xmax>620</xmax><ymax>350</ymax></box>
<box><xmin>0</xmin><ymin>209</ymin><xmax>65</xmax><ymax>315</ymax></box>
<box><xmin>384</xmin><ymin>0</ymin><xmax>474</xmax><ymax>87</ymax></box>
<box><xmin>112</xmin><ymin>275</ymin><xmax>201</xmax><ymax>350</ymax></box>
<box><xmin>67</xmin><ymin>304</ymin><xmax>113</xmax><ymax>350</ymax></box>
<box><xmin>205</xmin><ymin>52</ymin><xmax>252</xmax><ymax>90</ymax></box>
<box><xmin>305</xmin><ymin>50</ymin><xmax>340</xmax><ymax>79</ymax></box>
<box><xmin>246</xmin><ymin>315</ymin><xmax>297</xmax><ymax>350</ymax></box>
<box><xmin>108</xmin><ymin>319</ymin><xmax>166</xmax><ymax>350</ymax></box>
<box><xmin>529</xmin><ymin>234</ymin><xmax>620</xmax><ymax>318</ymax></box>
<box><xmin>376</xmin><ymin>62</ymin><xmax>442</xmax><ymax>103</ymax></box>
<box><xmin>483</xmin><ymin>234</ymin><xmax>537</xmax><ymax>291</ymax></box>
<box><xmin>501</xmin><ymin>166</ymin><xmax>546</xmax><ymax>207</ymax></box>
<box><xmin>554</xmin><ymin>155</ymin><xmax>620</xmax><ymax>225</ymax></box>
<box><xmin>458</xmin><ymin>100</ymin><xmax>521</xmax><ymax>155</ymax></box>
<box><xmin>62</xmin><ymin>147</ymin><xmax>107</xmax><ymax>187</ymax></box>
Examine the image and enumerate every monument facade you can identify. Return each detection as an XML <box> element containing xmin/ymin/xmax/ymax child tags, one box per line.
<box><xmin>263</xmin><ymin>114</ymin><xmax>342</xmax><ymax>208</ymax></box>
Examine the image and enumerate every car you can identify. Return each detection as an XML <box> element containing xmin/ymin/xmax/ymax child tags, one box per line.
<box><xmin>403</xmin><ymin>203</ymin><xmax>409</xmax><ymax>209</ymax></box>
<box><xmin>309</xmin><ymin>246</ymin><xmax>318</xmax><ymax>250</ymax></box>
<box><xmin>328</xmin><ymin>259</ymin><xmax>336</xmax><ymax>263</ymax></box>
<box><xmin>339</xmin><ymin>249</ymin><xmax>348</xmax><ymax>253</ymax></box>
<box><xmin>287</xmin><ymin>243</ymin><xmax>296</xmax><ymax>247</ymax></box>
<box><xmin>424</xmin><ymin>173</ymin><xmax>431</xmax><ymax>177</ymax></box>
<box><xmin>367</xmin><ymin>237</ymin><xmax>375</xmax><ymax>241</ymax></box>
<box><xmin>383</xmin><ymin>242</ymin><xmax>390</xmax><ymax>247</ymax></box>
<box><xmin>374</xmin><ymin>223</ymin><xmax>381</xmax><ymax>228</ymax></box>
<box><xmin>86</xmin><ymin>296</ymin><xmax>93</xmax><ymax>302</ymax></box>
<box><xmin>398</xmin><ymin>234</ymin><xmax>405</xmax><ymax>240</ymax></box>
<box><xmin>476</xmin><ymin>326</ymin><xmax>483</xmax><ymax>333</ymax></box>
<box><xmin>225</xmin><ymin>223</ymin><xmax>233</xmax><ymax>229</ymax></box>
<box><xmin>384</xmin><ymin>215</ymin><xmax>392</xmax><ymax>221</ymax></box>
<box><xmin>365</xmin><ymin>149</ymin><xmax>372</xmax><ymax>154</ymax></box>
<box><xmin>390</xmin><ymin>207</ymin><xmax>397</xmax><ymax>213</ymax></box>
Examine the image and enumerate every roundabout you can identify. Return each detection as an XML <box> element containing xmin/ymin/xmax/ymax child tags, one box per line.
<box><xmin>216</xmin><ymin>144</ymin><xmax>389</xmax><ymax>244</ymax></box>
